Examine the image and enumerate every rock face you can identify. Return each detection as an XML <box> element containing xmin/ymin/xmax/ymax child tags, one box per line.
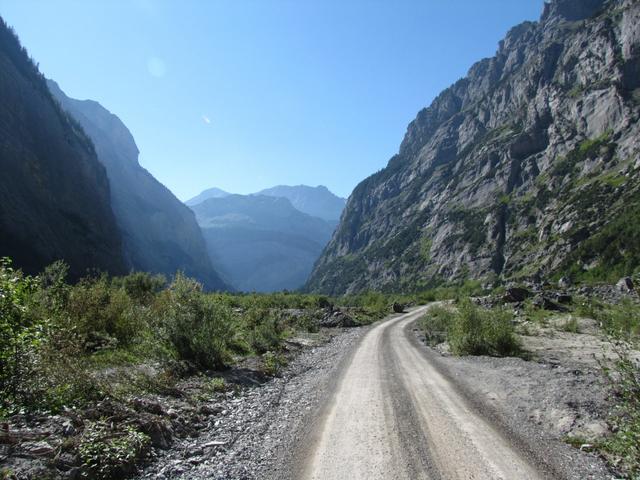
<box><xmin>0</xmin><ymin>18</ymin><xmax>125</xmax><ymax>278</ymax></box>
<box><xmin>255</xmin><ymin>185</ymin><xmax>346</xmax><ymax>223</ymax></box>
<box><xmin>47</xmin><ymin>81</ymin><xmax>227</xmax><ymax>290</ymax></box>
<box><xmin>191</xmin><ymin>195</ymin><xmax>336</xmax><ymax>292</ymax></box>
<box><xmin>308</xmin><ymin>0</ymin><xmax>640</xmax><ymax>294</ymax></box>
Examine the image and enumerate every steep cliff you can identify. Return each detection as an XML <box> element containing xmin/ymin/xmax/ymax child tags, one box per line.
<box><xmin>0</xmin><ymin>18</ymin><xmax>125</xmax><ymax>278</ymax></box>
<box><xmin>48</xmin><ymin>80</ymin><xmax>228</xmax><ymax>290</ymax></box>
<box><xmin>308</xmin><ymin>0</ymin><xmax>640</xmax><ymax>294</ymax></box>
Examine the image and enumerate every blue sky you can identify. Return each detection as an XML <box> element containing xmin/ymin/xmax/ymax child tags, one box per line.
<box><xmin>0</xmin><ymin>0</ymin><xmax>543</xmax><ymax>200</ymax></box>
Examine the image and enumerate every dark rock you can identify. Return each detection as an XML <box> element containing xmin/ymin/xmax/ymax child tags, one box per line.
<box><xmin>132</xmin><ymin>398</ymin><xmax>166</xmax><ymax>416</ymax></box>
<box><xmin>532</xmin><ymin>295</ymin><xmax>567</xmax><ymax>312</ymax></box>
<box><xmin>616</xmin><ymin>277</ymin><xmax>635</xmax><ymax>293</ymax></box>
<box><xmin>555</xmin><ymin>293</ymin><xmax>573</xmax><ymax>304</ymax></box>
<box><xmin>392</xmin><ymin>302</ymin><xmax>405</xmax><ymax>313</ymax></box>
<box><xmin>502</xmin><ymin>287</ymin><xmax>531</xmax><ymax>303</ymax></box>
<box><xmin>137</xmin><ymin>418</ymin><xmax>173</xmax><ymax>450</ymax></box>
<box><xmin>198</xmin><ymin>404</ymin><xmax>223</xmax><ymax>416</ymax></box>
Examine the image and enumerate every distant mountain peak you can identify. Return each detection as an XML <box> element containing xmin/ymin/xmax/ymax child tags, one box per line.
<box><xmin>185</xmin><ymin>187</ymin><xmax>230</xmax><ymax>206</ymax></box>
<box><xmin>255</xmin><ymin>184</ymin><xmax>346</xmax><ymax>222</ymax></box>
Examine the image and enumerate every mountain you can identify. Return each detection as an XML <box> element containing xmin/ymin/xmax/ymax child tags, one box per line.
<box><xmin>256</xmin><ymin>185</ymin><xmax>346</xmax><ymax>222</ymax></box>
<box><xmin>191</xmin><ymin>194</ymin><xmax>335</xmax><ymax>292</ymax></box>
<box><xmin>47</xmin><ymin>80</ymin><xmax>228</xmax><ymax>290</ymax></box>
<box><xmin>185</xmin><ymin>187</ymin><xmax>230</xmax><ymax>206</ymax></box>
<box><xmin>307</xmin><ymin>0</ymin><xmax>640</xmax><ymax>295</ymax></box>
<box><xmin>0</xmin><ymin>18</ymin><xmax>125</xmax><ymax>279</ymax></box>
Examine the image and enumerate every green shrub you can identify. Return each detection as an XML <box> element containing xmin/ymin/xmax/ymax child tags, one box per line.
<box><xmin>65</xmin><ymin>276</ymin><xmax>142</xmax><ymax>349</ymax></box>
<box><xmin>0</xmin><ymin>258</ymin><xmax>44</xmax><ymax>413</ymax></box>
<box><xmin>156</xmin><ymin>274</ymin><xmax>233</xmax><ymax>369</ymax></box>
<box><xmin>448</xmin><ymin>300</ymin><xmax>520</xmax><ymax>356</ymax></box>
<box><xmin>243</xmin><ymin>309</ymin><xmax>283</xmax><ymax>354</ymax></box>
<box><xmin>114</xmin><ymin>271</ymin><xmax>165</xmax><ymax>304</ymax></box>
<box><xmin>79</xmin><ymin>421</ymin><xmax>150</xmax><ymax>479</ymax></box>
<box><xmin>600</xmin><ymin>344</ymin><xmax>640</xmax><ymax>477</ymax></box>
<box><xmin>419</xmin><ymin>305</ymin><xmax>456</xmax><ymax>345</ymax></box>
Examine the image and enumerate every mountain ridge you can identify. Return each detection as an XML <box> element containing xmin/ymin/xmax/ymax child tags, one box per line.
<box><xmin>307</xmin><ymin>0</ymin><xmax>640</xmax><ymax>294</ymax></box>
<box><xmin>48</xmin><ymin>80</ymin><xmax>228</xmax><ymax>290</ymax></box>
<box><xmin>0</xmin><ymin>18</ymin><xmax>126</xmax><ymax>278</ymax></box>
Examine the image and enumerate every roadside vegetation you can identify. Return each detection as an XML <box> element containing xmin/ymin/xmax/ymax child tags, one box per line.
<box><xmin>417</xmin><ymin>284</ymin><xmax>640</xmax><ymax>478</ymax></box>
<box><xmin>419</xmin><ymin>299</ymin><xmax>520</xmax><ymax>356</ymax></box>
<box><xmin>0</xmin><ymin>257</ymin><xmax>446</xmax><ymax>419</ymax></box>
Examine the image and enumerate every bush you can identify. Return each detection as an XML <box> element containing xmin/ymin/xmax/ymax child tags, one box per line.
<box><xmin>156</xmin><ymin>274</ymin><xmax>234</xmax><ymax>369</ymax></box>
<box><xmin>65</xmin><ymin>275</ymin><xmax>143</xmax><ymax>349</ymax></box>
<box><xmin>420</xmin><ymin>299</ymin><xmax>520</xmax><ymax>357</ymax></box>
<box><xmin>419</xmin><ymin>305</ymin><xmax>456</xmax><ymax>346</ymax></box>
<box><xmin>242</xmin><ymin>309</ymin><xmax>283</xmax><ymax>354</ymax></box>
<box><xmin>600</xmin><ymin>343</ymin><xmax>640</xmax><ymax>477</ymax></box>
<box><xmin>0</xmin><ymin>258</ymin><xmax>44</xmax><ymax>413</ymax></box>
<box><xmin>79</xmin><ymin>421</ymin><xmax>150</xmax><ymax>479</ymax></box>
<box><xmin>114</xmin><ymin>271</ymin><xmax>165</xmax><ymax>305</ymax></box>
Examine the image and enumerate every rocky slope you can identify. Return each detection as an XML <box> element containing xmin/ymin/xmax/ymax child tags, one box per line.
<box><xmin>0</xmin><ymin>18</ymin><xmax>125</xmax><ymax>278</ymax></box>
<box><xmin>48</xmin><ymin>81</ymin><xmax>227</xmax><ymax>290</ymax></box>
<box><xmin>308</xmin><ymin>0</ymin><xmax>640</xmax><ymax>294</ymax></box>
<box><xmin>191</xmin><ymin>195</ymin><xmax>335</xmax><ymax>292</ymax></box>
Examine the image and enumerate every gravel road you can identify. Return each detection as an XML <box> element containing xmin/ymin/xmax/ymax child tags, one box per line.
<box><xmin>137</xmin><ymin>306</ymin><xmax>611</xmax><ymax>480</ymax></box>
<box><xmin>288</xmin><ymin>306</ymin><xmax>611</xmax><ymax>480</ymax></box>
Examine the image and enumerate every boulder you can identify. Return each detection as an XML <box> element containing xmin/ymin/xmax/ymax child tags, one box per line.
<box><xmin>502</xmin><ymin>287</ymin><xmax>531</xmax><ymax>303</ymax></box>
<box><xmin>558</xmin><ymin>277</ymin><xmax>572</xmax><ymax>289</ymax></box>
<box><xmin>555</xmin><ymin>293</ymin><xmax>573</xmax><ymax>304</ymax></box>
<box><xmin>616</xmin><ymin>277</ymin><xmax>635</xmax><ymax>293</ymax></box>
<box><xmin>532</xmin><ymin>295</ymin><xmax>567</xmax><ymax>312</ymax></box>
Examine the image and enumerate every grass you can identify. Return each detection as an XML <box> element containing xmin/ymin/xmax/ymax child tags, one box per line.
<box><xmin>419</xmin><ymin>299</ymin><xmax>520</xmax><ymax>357</ymax></box>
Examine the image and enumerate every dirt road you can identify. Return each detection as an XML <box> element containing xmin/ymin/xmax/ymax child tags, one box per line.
<box><xmin>294</xmin><ymin>306</ymin><xmax>550</xmax><ymax>480</ymax></box>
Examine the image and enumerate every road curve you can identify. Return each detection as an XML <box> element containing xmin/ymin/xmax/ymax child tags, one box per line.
<box><xmin>296</xmin><ymin>306</ymin><xmax>547</xmax><ymax>480</ymax></box>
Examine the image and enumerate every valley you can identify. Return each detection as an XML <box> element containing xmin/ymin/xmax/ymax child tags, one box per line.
<box><xmin>1</xmin><ymin>0</ymin><xmax>640</xmax><ymax>479</ymax></box>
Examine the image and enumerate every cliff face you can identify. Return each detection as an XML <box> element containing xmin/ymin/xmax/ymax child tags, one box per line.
<box><xmin>308</xmin><ymin>0</ymin><xmax>640</xmax><ymax>294</ymax></box>
<box><xmin>0</xmin><ymin>18</ymin><xmax>125</xmax><ymax>278</ymax></box>
<box><xmin>191</xmin><ymin>195</ymin><xmax>335</xmax><ymax>292</ymax></box>
<box><xmin>48</xmin><ymin>80</ymin><xmax>228</xmax><ymax>290</ymax></box>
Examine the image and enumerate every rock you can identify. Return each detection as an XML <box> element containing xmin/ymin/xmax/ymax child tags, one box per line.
<box><xmin>532</xmin><ymin>295</ymin><xmax>567</xmax><ymax>312</ymax></box>
<box><xmin>555</xmin><ymin>293</ymin><xmax>573</xmax><ymax>304</ymax></box>
<box><xmin>137</xmin><ymin>418</ymin><xmax>173</xmax><ymax>450</ymax></box>
<box><xmin>199</xmin><ymin>404</ymin><xmax>223</xmax><ymax>416</ymax></box>
<box><xmin>319</xmin><ymin>310</ymin><xmax>356</xmax><ymax>328</ymax></box>
<box><xmin>132</xmin><ymin>398</ymin><xmax>166</xmax><ymax>416</ymax></box>
<box><xmin>502</xmin><ymin>287</ymin><xmax>531</xmax><ymax>303</ymax></box>
<box><xmin>305</xmin><ymin>0</ymin><xmax>640</xmax><ymax>296</ymax></box>
<box><xmin>558</xmin><ymin>277</ymin><xmax>572</xmax><ymax>289</ymax></box>
<box><xmin>616</xmin><ymin>277</ymin><xmax>635</xmax><ymax>293</ymax></box>
<box><xmin>21</xmin><ymin>441</ymin><xmax>54</xmax><ymax>457</ymax></box>
<box><xmin>392</xmin><ymin>302</ymin><xmax>405</xmax><ymax>313</ymax></box>
<box><xmin>55</xmin><ymin>453</ymin><xmax>81</xmax><ymax>470</ymax></box>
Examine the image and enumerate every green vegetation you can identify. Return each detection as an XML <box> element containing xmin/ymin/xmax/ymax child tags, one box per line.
<box><xmin>559</xmin><ymin>199</ymin><xmax>640</xmax><ymax>284</ymax></box>
<box><xmin>79</xmin><ymin>422</ymin><xmax>150</xmax><ymax>479</ymax></box>
<box><xmin>419</xmin><ymin>299</ymin><xmax>520</xmax><ymax>356</ymax></box>
<box><xmin>2</xmin><ymin>257</ymin><xmax>449</xmax><ymax>417</ymax></box>
<box><xmin>600</xmin><ymin>344</ymin><xmax>640</xmax><ymax>478</ymax></box>
<box><xmin>550</xmin><ymin>132</ymin><xmax>614</xmax><ymax>178</ymax></box>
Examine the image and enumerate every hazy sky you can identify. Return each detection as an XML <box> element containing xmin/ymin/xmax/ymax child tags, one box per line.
<box><xmin>0</xmin><ymin>0</ymin><xmax>543</xmax><ymax>200</ymax></box>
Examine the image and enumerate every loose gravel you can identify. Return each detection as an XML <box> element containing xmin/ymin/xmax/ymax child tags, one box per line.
<box><xmin>136</xmin><ymin>327</ymin><xmax>365</xmax><ymax>480</ymax></box>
